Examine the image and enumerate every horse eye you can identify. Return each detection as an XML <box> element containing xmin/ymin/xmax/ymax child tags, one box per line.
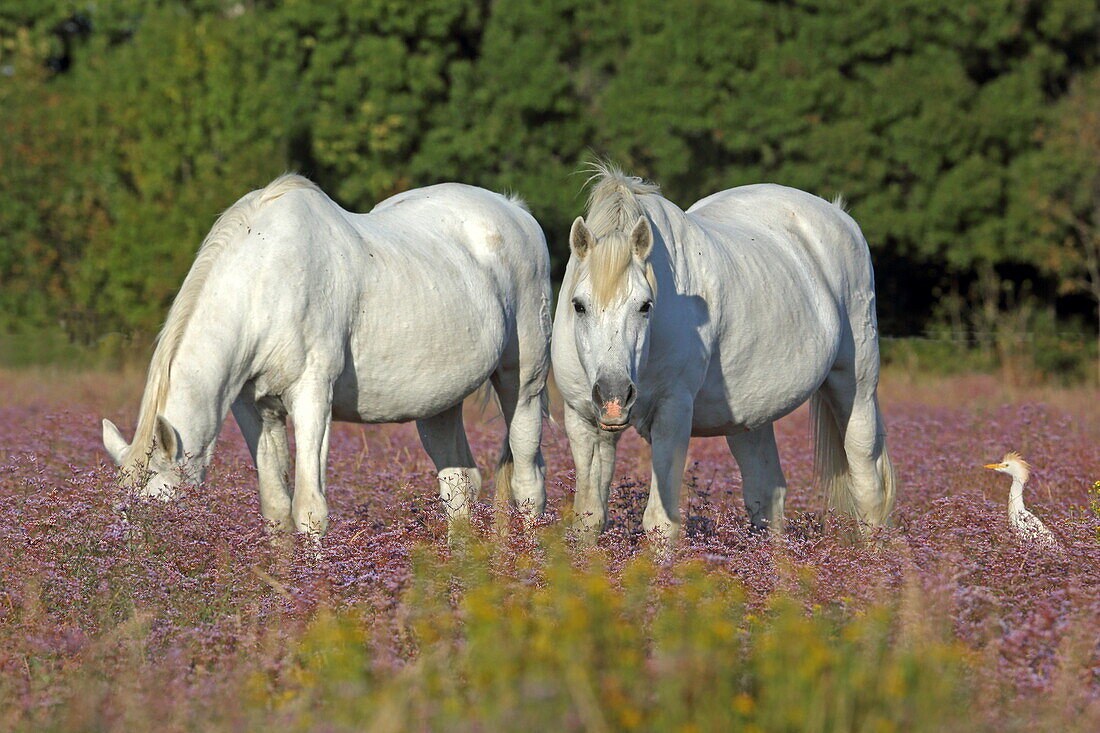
<box><xmin>640</xmin><ymin>300</ymin><xmax>653</xmax><ymax>314</ymax></box>
<box><xmin>572</xmin><ymin>299</ymin><xmax>586</xmax><ymax>314</ymax></box>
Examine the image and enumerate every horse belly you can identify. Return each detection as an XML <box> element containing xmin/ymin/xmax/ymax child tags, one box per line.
<box><xmin>334</xmin><ymin>294</ymin><xmax>507</xmax><ymax>424</ymax></box>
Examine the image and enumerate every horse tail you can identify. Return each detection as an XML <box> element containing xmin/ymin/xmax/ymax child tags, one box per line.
<box><xmin>505</xmin><ymin>191</ymin><xmax>530</xmax><ymax>213</ymax></box>
<box><xmin>495</xmin><ymin>441</ymin><xmax>516</xmax><ymax>510</ymax></box>
<box><xmin>541</xmin><ymin>386</ymin><xmax>553</xmax><ymax>427</ymax></box>
<box><xmin>877</xmin><ymin>430</ymin><xmax>896</xmax><ymax>524</ymax></box>
<box><xmin>811</xmin><ymin>393</ymin><xmax>896</xmax><ymax>526</ymax></box>
<box><xmin>811</xmin><ymin>393</ymin><xmax>851</xmax><ymax>518</ymax></box>
<box><xmin>472</xmin><ymin>380</ymin><xmax>501</xmax><ymax>417</ymax></box>
<box><xmin>468</xmin><ymin>379</ymin><xmax>514</xmax><ymax>509</ymax></box>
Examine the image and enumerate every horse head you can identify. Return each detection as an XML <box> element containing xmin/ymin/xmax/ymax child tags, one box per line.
<box><xmin>102</xmin><ymin>414</ymin><xmax>193</xmax><ymax>499</ymax></box>
<box><xmin>566</xmin><ymin>214</ymin><xmax>656</xmax><ymax>431</ymax></box>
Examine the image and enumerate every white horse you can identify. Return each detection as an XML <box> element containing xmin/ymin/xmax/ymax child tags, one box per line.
<box><xmin>102</xmin><ymin>174</ymin><xmax>551</xmax><ymax>535</ymax></box>
<box><xmin>552</xmin><ymin>163</ymin><xmax>895</xmax><ymax>539</ymax></box>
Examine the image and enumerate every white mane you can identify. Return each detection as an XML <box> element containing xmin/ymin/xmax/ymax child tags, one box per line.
<box><xmin>124</xmin><ymin>174</ymin><xmax>320</xmax><ymax>470</ymax></box>
<box><xmin>583</xmin><ymin>160</ymin><xmax>659</xmax><ymax>238</ymax></box>
<box><xmin>578</xmin><ymin>161</ymin><xmax>660</xmax><ymax>305</ymax></box>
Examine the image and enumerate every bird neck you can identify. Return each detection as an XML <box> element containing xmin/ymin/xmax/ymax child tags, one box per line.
<box><xmin>1008</xmin><ymin>476</ymin><xmax>1026</xmax><ymax>513</ymax></box>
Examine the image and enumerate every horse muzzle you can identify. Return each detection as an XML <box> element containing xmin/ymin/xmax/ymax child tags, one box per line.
<box><xmin>593</xmin><ymin>379</ymin><xmax>636</xmax><ymax>432</ymax></box>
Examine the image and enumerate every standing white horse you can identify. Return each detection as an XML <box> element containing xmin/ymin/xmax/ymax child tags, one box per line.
<box><xmin>102</xmin><ymin>174</ymin><xmax>551</xmax><ymax>535</ymax></box>
<box><xmin>552</xmin><ymin>163</ymin><xmax>895</xmax><ymax>539</ymax></box>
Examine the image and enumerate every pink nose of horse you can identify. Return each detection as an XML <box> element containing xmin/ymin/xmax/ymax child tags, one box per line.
<box><xmin>592</xmin><ymin>380</ymin><xmax>636</xmax><ymax>430</ymax></box>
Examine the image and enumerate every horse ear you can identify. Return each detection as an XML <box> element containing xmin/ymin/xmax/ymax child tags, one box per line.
<box><xmin>570</xmin><ymin>216</ymin><xmax>595</xmax><ymax>259</ymax></box>
<box><xmin>629</xmin><ymin>216</ymin><xmax>653</xmax><ymax>260</ymax></box>
<box><xmin>102</xmin><ymin>418</ymin><xmax>129</xmax><ymax>465</ymax></box>
<box><xmin>154</xmin><ymin>415</ymin><xmax>181</xmax><ymax>461</ymax></box>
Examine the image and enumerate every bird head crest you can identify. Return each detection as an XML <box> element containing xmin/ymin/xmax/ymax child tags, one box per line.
<box><xmin>1001</xmin><ymin>451</ymin><xmax>1030</xmax><ymax>479</ymax></box>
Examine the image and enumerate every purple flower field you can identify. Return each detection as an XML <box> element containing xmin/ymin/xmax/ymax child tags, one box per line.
<box><xmin>1</xmin><ymin>369</ymin><xmax>1098</xmax><ymax>728</ymax></box>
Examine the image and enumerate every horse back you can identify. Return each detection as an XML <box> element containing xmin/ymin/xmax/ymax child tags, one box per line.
<box><xmin>686</xmin><ymin>183</ymin><xmax>874</xmax><ymax>298</ymax></box>
<box><xmin>371</xmin><ymin>183</ymin><xmax>549</xmax><ymax>277</ymax></box>
<box><xmin>202</xmin><ymin>182</ymin><xmax>543</xmax><ymax>417</ymax></box>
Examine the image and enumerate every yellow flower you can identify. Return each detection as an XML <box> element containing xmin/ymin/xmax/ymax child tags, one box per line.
<box><xmin>619</xmin><ymin>707</ymin><xmax>643</xmax><ymax>729</ymax></box>
<box><xmin>733</xmin><ymin>693</ymin><xmax>755</xmax><ymax>715</ymax></box>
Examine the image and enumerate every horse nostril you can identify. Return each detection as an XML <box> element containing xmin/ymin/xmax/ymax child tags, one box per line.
<box><xmin>592</xmin><ymin>383</ymin><xmax>602</xmax><ymax>406</ymax></box>
<box><xmin>625</xmin><ymin>384</ymin><xmax>636</xmax><ymax>407</ymax></box>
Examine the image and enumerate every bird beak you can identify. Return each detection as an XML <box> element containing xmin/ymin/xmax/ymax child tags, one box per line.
<box><xmin>983</xmin><ymin>463</ymin><xmax>1001</xmax><ymax>470</ymax></box>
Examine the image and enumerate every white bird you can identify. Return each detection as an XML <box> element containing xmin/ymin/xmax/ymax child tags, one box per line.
<box><xmin>984</xmin><ymin>452</ymin><xmax>1060</xmax><ymax>549</ymax></box>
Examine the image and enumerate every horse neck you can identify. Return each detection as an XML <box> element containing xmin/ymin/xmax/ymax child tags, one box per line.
<box><xmin>160</xmin><ymin>310</ymin><xmax>250</xmax><ymax>469</ymax></box>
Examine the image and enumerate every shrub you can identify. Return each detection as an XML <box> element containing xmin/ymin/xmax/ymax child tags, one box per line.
<box><xmin>267</xmin><ymin>530</ymin><xmax>976</xmax><ymax>731</ymax></box>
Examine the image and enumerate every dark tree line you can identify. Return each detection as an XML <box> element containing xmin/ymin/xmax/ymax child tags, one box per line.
<box><xmin>1</xmin><ymin>0</ymin><xmax>1098</xmax><ymax>359</ymax></box>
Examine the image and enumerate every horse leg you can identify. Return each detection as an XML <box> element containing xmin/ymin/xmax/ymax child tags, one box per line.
<box><xmin>232</xmin><ymin>396</ymin><xmax>292</xmax><ymax>532</ymax></box>
<box><xmin>819</xmin><ymin>366</ymin><xmax>893</xmax><ymax>528</ymax></box>
<box><xmin>490</xmin><ymin>365</ymin><xmax>546</xmax><ymax>520</ymax></box>
<box><xmin>726</xmin><ymin>423</ymin><xmax>787</xmax><ymax>533</ymax></box>
<box><xmin>491</xmin><ymin>282</ymin><xmax>550</xmax><ymax>523</ymax></box>
<box><xmin>287</xmin><ymin>377</ymin><xmax>334</xmax><ymax>536</ymax></box>
<box><xmin>416</xmin><ymin>403</ymin><xmax>481</xmax><ymax>521</ymax></box>
<box><xmin>565</xmin><ymin>403</ymin><xmax>620</xmax><ymax>534</ymax></box>
<box><xmin>642</xmin><ymin>394</ymin><xmax>693</xmax><ymax>543</ymax></box>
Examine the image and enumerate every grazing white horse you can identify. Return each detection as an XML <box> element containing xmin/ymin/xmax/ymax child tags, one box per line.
<box><xmin>102</xmin><ymin>174</ymin><xmax>551</xmax><ymax>535</ymax></box>
<box><xmin>552</xmin><ymin>163</ymin><xmax>895</xmax><ymax>540</ymax></box>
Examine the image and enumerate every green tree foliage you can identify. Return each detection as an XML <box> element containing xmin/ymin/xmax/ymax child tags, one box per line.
<box><xmin>0</xmin><ymin>0</ymin><xmax>1097</xmax><ymax>344</ymax></box>
<box><xmin>1025</xmin><ymin>68</ymin><xmax>1100</xmax><ymax>381</ymax></box>
<box><xmin>74</xmin><ymin>4</ymin><xmax>303</xmax><ymax>333</ymax></box>
<box><xmin>1</xmin><ymin>1</ymin><xmax>301</xmax><ymax>336</ymax></box>
<box><xmin>280</xmin><ymin>0</ymin><xmax>489</xmax><ymax>205</ymax></box>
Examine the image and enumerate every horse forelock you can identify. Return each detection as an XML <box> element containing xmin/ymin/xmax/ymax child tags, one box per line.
<box><xmin>583</xmin><ymin>233</ymin><xmax>634</xmax><ymax>305</ymax></box>
<box><xmin>124</xmin><ymin>174</ymin><xmax>321</xmax><ymax>470</ymax></box>
<box><xmin>578</xmin><ymin>160</ymin><xmax>660</xmax><ymax>306</ymax></box>
<box><xmin>571</xmin><ymin>232</ymin><xmax>659</xmax><ymax>307</ymax></box>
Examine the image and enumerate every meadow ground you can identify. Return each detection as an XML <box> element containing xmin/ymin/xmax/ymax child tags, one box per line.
<box><xmin>1</xmin><ymin>367</ymin><xmax>1098</xmax><ymax>730</ymax></box>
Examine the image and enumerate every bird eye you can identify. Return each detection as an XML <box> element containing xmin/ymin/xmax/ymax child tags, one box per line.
<box><xmin>572</xmin><ymin>299</ymin><xmax>586</xmax><ymax>314</ymax></box>
<box><xmin>640</xmin><ymin>300</ymin><xmax>653</xmax><ymax>314</ymax></box>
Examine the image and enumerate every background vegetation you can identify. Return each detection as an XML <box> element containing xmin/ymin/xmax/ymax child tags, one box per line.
<box><xmin>1</xmin><ymin>0</ymin><xmax>1099</xmax><ymax>379</ymax></box>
